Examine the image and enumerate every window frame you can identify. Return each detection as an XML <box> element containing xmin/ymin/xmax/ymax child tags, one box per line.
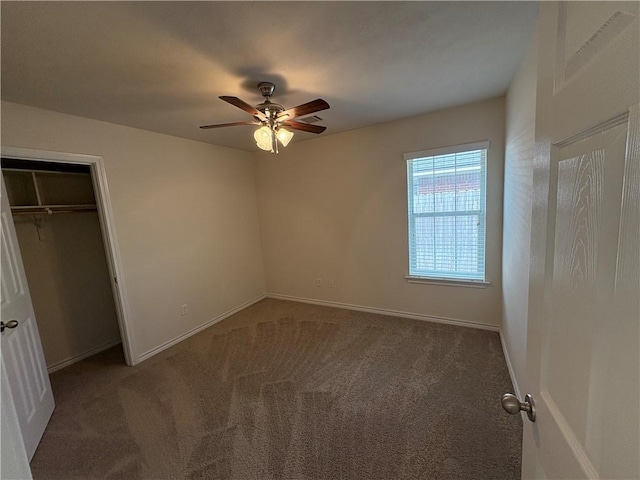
<box><xmin>404</xmin><ymin>140</ymin><xmax>490</xmax><ymax>286</ymax></box>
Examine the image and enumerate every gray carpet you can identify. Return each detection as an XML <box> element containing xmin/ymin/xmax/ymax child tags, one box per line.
<box><xmin>30</xmin><ymin>299</ymin><xmax>522</xmax><ymax>479</ymax></box>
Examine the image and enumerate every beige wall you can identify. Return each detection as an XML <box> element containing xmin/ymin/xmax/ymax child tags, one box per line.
<box><xmin>502</xmin><ymin>35</ymin><xmax>537</xmax><ymax>390</ymax></box>
<box><xmin>1</xmin><ymin>101</ymin><xmax>266</xmax><ymax>361</ymax></box>
<box><xmin>14</xmin><ymin>212</ymin><xmax>121</xmax><ymax>369</ymax></box>
<box><xmin>256</xmin><ymin>97</ymin><xmax>505</xmax><ymax>327</ymax></box>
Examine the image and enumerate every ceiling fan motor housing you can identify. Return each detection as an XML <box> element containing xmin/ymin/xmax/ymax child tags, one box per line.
<box><xmin>256</xmin><ymin>102</ymin><xmax>285</xmax><ymax>119</ymax></box>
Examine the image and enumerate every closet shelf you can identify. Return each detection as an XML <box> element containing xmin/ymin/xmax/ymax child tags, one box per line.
<box><xmin>11</xmin><ymin>204</ymin><xmax>97</xmax><ymax>216</ymax></box>
<box><xmin>4</xmin><ymin>166</ymin><xmax>96</xmax><ymax>211</ymax></box>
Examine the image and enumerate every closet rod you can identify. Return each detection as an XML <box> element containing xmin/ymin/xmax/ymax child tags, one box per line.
<box><xmin>11</xmin><ymin>206</ymin><xmax>97</xmax><ymax>216</ymax></box>
<box><xmin>11</xmin><ymin>210</ymin><xmax>97</xmax><ymax>216</ymax></box>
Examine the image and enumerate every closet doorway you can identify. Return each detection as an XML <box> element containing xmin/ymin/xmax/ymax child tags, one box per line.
<box><xmin>1</xmin><ymin>147</ymin><xmax>135</xmax><ymax>370</ymax></box>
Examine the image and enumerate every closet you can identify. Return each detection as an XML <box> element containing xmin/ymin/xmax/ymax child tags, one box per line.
<box><xmin>2</xmin><ymin>158</ymin><xmax>121</xmax><ymax>372</ymax></box>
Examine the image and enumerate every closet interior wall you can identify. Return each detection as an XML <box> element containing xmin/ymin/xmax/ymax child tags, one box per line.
<box><xmin>2</xmin><ymin>158</ymin><xmax>121</xmax><ymax>372</ymax></box>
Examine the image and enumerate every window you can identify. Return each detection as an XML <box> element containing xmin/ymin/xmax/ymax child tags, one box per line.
<box><xmin>405</xmin><ymin>141</ymin><xmax>488</xmax><ymax>282</ymax></box>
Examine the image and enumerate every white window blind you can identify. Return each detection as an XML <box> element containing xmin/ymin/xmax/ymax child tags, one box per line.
<box><xmin>406</xmin><ymin>143</ymin><xmax>487</xmax><ymax>281</ymax></box>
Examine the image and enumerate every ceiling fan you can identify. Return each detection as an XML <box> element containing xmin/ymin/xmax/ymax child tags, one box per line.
<box><xmin>200</xmin><ymin>82</ymin><xmax>330</xmax><ymax>153</ymax></box>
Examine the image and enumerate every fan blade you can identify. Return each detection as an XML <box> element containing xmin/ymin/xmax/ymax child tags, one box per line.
<box><xmin>200</xmin><ymin>121</ymin><xmax>260</xmax><ymax>129</ymax></box>
<box><xmin>281</xmin><ymin>120</ymin><xmax>326</xmax><ymax>134</ymax></box>
<box><xmin>219</xmin><ymin>96</ymin><xmax>266</xmax><ymax>120</ymax></box>
<box><xmin>278</xmin><ymin>99</ymin><xmax>329</xmax><ymax>120</ymax></box>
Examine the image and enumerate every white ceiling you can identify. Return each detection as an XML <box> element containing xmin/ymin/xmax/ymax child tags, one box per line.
<box><xmin>1</xmin><ymin>1</ymin><xmax>537</xmax><ymax>152</ymax></box>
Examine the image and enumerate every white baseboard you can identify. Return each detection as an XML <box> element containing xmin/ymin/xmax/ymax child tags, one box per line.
<box><xmin>499</xmin><ymin>331</ymin><xmax>521</xmax><ymax>398</ymax></box>
<box><xmin>266</xmin><ymin>293</ymin><xmax>500</xmax><ymax>332</ymax></box>
<box><xmin>137</xmin><ymin>294</ymin><xmax>267</xmax><ymax>363</ymax></box>
<box><xmin>47</xmin><ymin>339</ymin><xmax>122</xmax><ymax>373</ymax></box>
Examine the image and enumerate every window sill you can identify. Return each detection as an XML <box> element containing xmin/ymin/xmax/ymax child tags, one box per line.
<box><xmin>405</xmin><ymin>276</ymin><xmax>491</xmax><ymax>288</ymax></box>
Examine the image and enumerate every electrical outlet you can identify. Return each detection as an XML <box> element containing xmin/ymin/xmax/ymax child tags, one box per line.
<box><xmin>180</xmin><ymin>304</ymin><xmax>189</xmax><ymax>316</ymax></box>
<box><xmin>316</xmin><ymin>278</ymin><xmax>323</xmax><ymax>287</ymax></box>
<box><xmin>328</xmin><ymin>280</ymin><xmax>334</xmax><ymax>288</ymax></box>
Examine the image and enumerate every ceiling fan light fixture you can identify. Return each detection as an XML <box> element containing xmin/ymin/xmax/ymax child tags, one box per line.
<box><xmin>276</xmin><ymin>127</ymin><xmax>294</xmax><ymax>147</ymax></box>
<box><xmin>254</xmin><ymin>126</ymin><xmax>273</xmax><ymax>151</ymax></box>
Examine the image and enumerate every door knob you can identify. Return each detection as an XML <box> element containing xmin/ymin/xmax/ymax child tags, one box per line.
<box><xmin>501</xmin><ymin>393</ymin><xmax>536</xmax><ymax>422</ymax></box>
<box><xmin>0</xmin><ymin>320</ymin><xmax>19</xmax><ymax>333</ymax></box>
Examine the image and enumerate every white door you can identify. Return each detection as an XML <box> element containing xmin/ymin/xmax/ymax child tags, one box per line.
<box><xmin>0</xmin><ymin>174</ymin><xmax>54</xmax><ymax>460</ymax></box>
<box><xmin>1</xmin><ymin>355</ymin><xmax>33</xmax><ymax>480</ymax></box>
<box><xmin>523</xmin><ymin>2</ymin><xmax>639</xmax><ymax>479</ymax></box>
